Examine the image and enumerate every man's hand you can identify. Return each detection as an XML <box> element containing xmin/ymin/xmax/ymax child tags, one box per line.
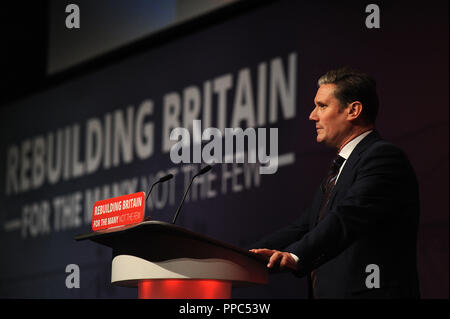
<box><xmin>249</xmin><ymin>248</ymin><xmax>297</xmax><ymax>271</ymax></box>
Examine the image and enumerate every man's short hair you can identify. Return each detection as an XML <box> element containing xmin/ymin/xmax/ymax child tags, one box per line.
<box><xmin>318</xmin><ymin>67</ymin><xmax>379</xmax><ymax>124</ymax></box>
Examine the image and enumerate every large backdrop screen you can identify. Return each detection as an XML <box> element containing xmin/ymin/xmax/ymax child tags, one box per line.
<box><xmin>0</xmin><ymin>0</ymin><xmax>448</xmax><ymax>298</ymax></box>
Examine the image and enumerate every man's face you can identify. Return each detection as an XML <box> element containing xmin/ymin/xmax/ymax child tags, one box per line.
<box><xmin>309</xmin><ymin>84</ymin><xmax>350</xmax><ymax>149</ymax></box>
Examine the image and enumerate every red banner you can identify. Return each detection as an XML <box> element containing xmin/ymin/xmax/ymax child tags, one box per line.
<box><xmin>92</xmin><ymin>192</ymin><xmax>145</xmax><ymax>231</ymax></box>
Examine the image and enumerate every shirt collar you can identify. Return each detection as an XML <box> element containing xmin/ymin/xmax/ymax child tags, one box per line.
<box><xmin>338</xmin><ymin>130</ymin><xmax>373</xmax><ymax>160</ymax></box>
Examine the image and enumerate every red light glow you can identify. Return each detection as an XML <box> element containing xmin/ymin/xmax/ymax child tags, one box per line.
<box><xmin>138</xmin><ymin>279</ymin><xmax>231</xmax><ymax>299</ymax></box>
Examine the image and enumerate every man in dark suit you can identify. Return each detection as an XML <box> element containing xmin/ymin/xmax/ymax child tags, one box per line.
<box><xmin>250</xmin><ymin>67</ymin><xmax>420</xmax><ymax>298</ymax></box>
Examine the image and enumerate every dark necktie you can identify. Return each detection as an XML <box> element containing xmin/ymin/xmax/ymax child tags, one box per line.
<box><xmin>317</xmin><ymin>155</ymin><xmax>346</xmax><ymax>222</ymax></box>
<box><xmin>311</xmin><ymin>155</ymin><xmax>345</xmax><ymax>298</ymax></box>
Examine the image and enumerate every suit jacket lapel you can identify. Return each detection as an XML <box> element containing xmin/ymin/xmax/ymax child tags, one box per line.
<box><xmin>311</xmin><ymin>131</ymin><xmax>382</xmax><ymax>226</ymax></box>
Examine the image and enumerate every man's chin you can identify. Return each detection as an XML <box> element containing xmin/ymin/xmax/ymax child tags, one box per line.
<box><xmin>316</xmin><ymin>135</ymin><xmax>324</xmax><ymax>143</ymax></box>
<box><xmin>316</xmin><ymin>136</ymin><xmax>335</xmax><ymax>149</ymax></box>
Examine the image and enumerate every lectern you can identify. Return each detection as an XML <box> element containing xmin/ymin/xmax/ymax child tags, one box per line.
<box><xmin>75</xmin><ymin>221</ymin><xmax>268</xmax><ymax>299</ymax></box>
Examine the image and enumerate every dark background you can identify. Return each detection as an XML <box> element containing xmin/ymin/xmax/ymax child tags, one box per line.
<box><xmin>0</xmin><ymin>0</ymin><xmax>448</xmax><ymax>299</ymax></box>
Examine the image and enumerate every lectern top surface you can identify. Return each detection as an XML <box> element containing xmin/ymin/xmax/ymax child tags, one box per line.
<box><xmin>74</xmin><ymin>221</ymin><xmax>268</xmax><ymax>265</ymax></box>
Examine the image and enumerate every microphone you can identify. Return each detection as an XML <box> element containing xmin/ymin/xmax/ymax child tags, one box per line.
<box><xmin>145</xmin><ymin>173</ymin><xmax>174</xmax><ymax>202</ymax></box>
<box><xmin>143</xmin><ymin>173</ymin><xmax>173</xmax><ymax>221</ymax></box>
<box><xmin>172</xmin><ymin>165</ymin><xmax>212</xmax><ymax>224</ymax></box>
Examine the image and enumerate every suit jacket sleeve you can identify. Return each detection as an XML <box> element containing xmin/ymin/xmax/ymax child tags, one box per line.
<box><xmin>287</xmin><ymin>143</ymin><xmax>419</xmax><ymax>276</ymax></box>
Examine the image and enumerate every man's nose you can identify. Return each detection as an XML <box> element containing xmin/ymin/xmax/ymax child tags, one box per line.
<box><xmin>309</xmin><ymin>107</ymin><xmax>318</xmax><ymax>121</ymax></box>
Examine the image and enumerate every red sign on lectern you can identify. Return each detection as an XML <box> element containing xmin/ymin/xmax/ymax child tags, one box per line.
<box><xmin>92</xmin><ymin>192</ymin><xmax>145</xmax><ymax>231</ymax></box>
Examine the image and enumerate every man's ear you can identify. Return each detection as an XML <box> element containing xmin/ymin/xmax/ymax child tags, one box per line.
<box><xmin>347</xmin><ymin>101</ymin><xmax>363</xmax><ymax>120</ymax></box>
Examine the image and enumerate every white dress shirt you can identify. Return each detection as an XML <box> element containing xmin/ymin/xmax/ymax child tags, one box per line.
<box><xmin>335</xmin><ymin>130</ymin><xmax>373</xmax><ymax>183</ymax></box>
